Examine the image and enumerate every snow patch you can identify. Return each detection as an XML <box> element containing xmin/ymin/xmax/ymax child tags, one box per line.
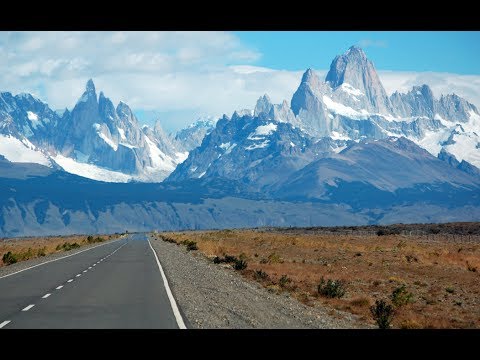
<box><xmin>145</xmin><ymin>136</ymin><xmax>176</xmax><ymax>172</ymax></box>
<box><xmin>175</xmin><ymin>151</ymin><xmax>189</xmax><ymax>164</ymax></box>
<box><xmin>0</xmin><ymin>135</ymin><xmax>51</xmax><ymax>166</ymax></box>
<box><xmin>333</xmin><ymin>145</ymin><xmax>348</xmax><ymax>153</ymax></box>
<box><xmin>27</xmin><ymin>111</ymin><xmax>38</xmax><ymax>121</ymax></box>
<box><xmin>118</xmin><ymin>127</ymin><xmax>126</xmax><ymax>140</ymax></box>
<box><xmin>246</xmin><ymin>140</ymin><xmax>269</xmax><ymax>150</ymax></box>
<box><xmin>52</xmin><ymin>154</ymin><xmax>132</xmax><ymax>183</ymax></box>
<box><xmin>253</xmin><ymin>123</ymin><xmax>277</xmax><ymax>136</ymax></box>
<box><xmin>323</xmin><ymin>96</ymin><xmax>369</xmax><ymax>119</ymax></box>
<box><xmin>444</xmin><ymin>132</ymin><xmax>480</xmax><ymax>168</ymax></box>
<box><xmin>330</xmin><ymin>131</ymin><xmax>351</xmax><ymax>141</ymax></box>
<box><xmin>219</xmin><ymin>142</ymin><xmax>237</xmax><ymax>154</ymax></box>
<box><xmin>26</xmin><ymin>111</ymin><xmax>42</xmax><ymax>129</ymax></box>
<box><xmin>93</xmin><ymin>123</ymin><xmax>118</xmax><ymax>151</ymax></box>
<box><xmin>340</xmin><ymin>83</ymin><xmax>364</xmax><ymax>97</ymax></box>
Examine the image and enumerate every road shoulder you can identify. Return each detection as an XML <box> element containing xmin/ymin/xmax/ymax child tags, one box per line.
<box><xmin>149</xmin><ymin>234</ymin><xmax>369</xmax><ymax>329</ymax></box>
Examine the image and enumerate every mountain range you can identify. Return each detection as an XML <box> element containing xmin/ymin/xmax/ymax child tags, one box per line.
<box><xmin>1</xmin><ymin>45</ymin><xmax>480</xmax><ymax>236</ymax></box>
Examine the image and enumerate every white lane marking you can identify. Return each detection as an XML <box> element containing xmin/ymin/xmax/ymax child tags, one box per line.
<box><xmin>22</xmin><ymin>305</ymin><xmax>35</xmax><ymax>312</ymax></box>
<box><xmin>83</xmin><ymin>270</ymin><xmax>87</xmax><ymax>273</ymax></box>
<box><xmin>76</xmin><ymin>274</ymin><xmax>81</xmax><ymax>277</ymax></box>
<box><xmin>0</xmin><ymin>320</ymin><xmax>11</xmax><ymax>328</ymax></box>
<box><xmin>0</xmin><ymin>237</ymin><xmax>125</xmax><ymax>280</ymax></box>
<box><xmin>56</xmin><ymin>285</ymin><xmax>63</xmax><ymax>290</ymax></box>
<box><xmin>148</xmin><ymin>239</ymin><xmax>187</xmax><ymax>329</ymax></box>
<box><xmin>88</xmin><ymin>267</ymin><xmax>92</xmax><ymax>269</ymax></box>
<box><xmin>42</xmin><ymin>293</ymin><xmax>51</xmax><ymax>299</ymax></box>
<box><xmin>67</xmin><ymin>279</ymin><xmax>73</xmax><ymax>283</ymax></box>
<box><xmin>93</xmin><ymin>264</ymin><xmax>96</xmax><ymax>267</ymax></box>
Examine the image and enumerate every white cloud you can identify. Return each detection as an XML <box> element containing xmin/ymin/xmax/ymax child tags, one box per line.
<box><xmin>0</xmin><ymin>31</ymin><xmax>479</xmax><ymax>133</ymax></box>
<box><xmin>357</xmin><ymin>39</ymin><xmax>388</xmax><ymax>48</ymax></box>
<box><xmin>378</xmin><ymin>70</ymin><xmax>480</xmax><ymax>107</ymax></box>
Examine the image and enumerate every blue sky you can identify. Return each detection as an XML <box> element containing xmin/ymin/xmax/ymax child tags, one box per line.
<box><xmin>1</xmin><ymin>31</ymin><xmax>479</xmax><ymax>132</ymax></box>
<box><xmin>234</xmin><ymin>31</ymin><xmax>480</xmax><ymax>74</ymax></box>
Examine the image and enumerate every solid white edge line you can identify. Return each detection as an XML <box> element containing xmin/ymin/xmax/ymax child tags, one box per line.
<box><xmin>0</xmin><ymin>237</ymin><xmax>125</xmax><ymax>280</ymax></box>
<box><xmin>42</xmin><ymin>293</ymin><xmax>51</xmax><ymax>299</ymax></box>
<box><xmin>0</xmin><ymin>320</ymin><xmax>11</xmax><ymax>328</ymax></box>
<box><xmin>22</xmin><ymin>304</ymin><xmax>35</xmax><ymax>311</ymax></box>
<box><xmin>148</xmin><ymin>238</ymin><xmax>187</xmax><ymax>329</ymax></box>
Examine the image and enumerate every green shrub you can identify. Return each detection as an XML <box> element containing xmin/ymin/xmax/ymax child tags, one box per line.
<box><xmin>160</xmin><ymin>235</ymin><xmax>177</xmax><ymax>244</ymax></box>
<box><xmin>2</xmin><ymin>251</ymin><xmax>18</xmax><ymax>265</ymax></box>
<box><xmin>233</xmin><ymin>259</ymin><xmax>247</xmax><ymax>270</ymax></box>
<box><xmin>224</xmin><ymin>255</ymin><xmax>237</xmax><ymax>263</ymax></box>
<box><xmin>267</xmin><ymin>253</ymin><xmax>282</xmax><ymax>264</ymax></box>
<box><xmin>370</xmin><ymin>300</ymin><xmax>395</xmax><ymax>329</ymax></box>
<box><xmin>279</xmin><ymin>274</ymin><xmax>292</xmax><ymax>288</ymax></box>
<box><xmin>391</xmin><ymin>285</ymin><xmax>414</xmax><ymax>307</ymax></box>
<box><xmin>59</xmin><ymin>242</ymin><xmax>81</xmax><ymax>252</ymax></box>
<box><xmin>179</xmin><ymin>240</ymin><xmax>198</xmax><ymax>251</ymax></box>
<box><xmin>254</xmin><ymin>270</ymin><xmax>269</xmax><ymax>281</ymax></box>
<box><xmin>317</xmin><ymin>277</ymin><xmax>346</xmax><ymax>298</ymax></box>
<box><xmin>213</xmin><ymin>254</ymin><xmax>238</xmax><ymax>264</ymax></box>
<box><xmin>37</xmin><ymin>247</ymin><xmax>46</xmax><ymax>257</ymax></box>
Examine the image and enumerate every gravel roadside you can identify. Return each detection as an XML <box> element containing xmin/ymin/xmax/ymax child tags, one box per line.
<box><xmin>0</xmin><ymin>235</ymin><xmax>125</xmax><ymax>279</ymax></box>
<box><xmin>149</xmin><ymin>234</ymin><xmax>370</xmax><ymax>329</ymax></box>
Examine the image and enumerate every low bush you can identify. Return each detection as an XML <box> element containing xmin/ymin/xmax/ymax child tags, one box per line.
<box><xmin>180</xmin><ymin>240</ymin><xmax>198</xmax><ymax>251</ymax></box>
<box><xmin>391</xmin><ymin>285</ymin><xmax>414</xmax><ymax>307</ymax></box>
<box><xmin>57</xmin><ymin>242</ymin><xmax>81</xmax><ymax>252</ymax></box>
<box><xmin>37</xmin><ymin>247</ymin><xmax>46</xmax><ymax>257</ymax></box>
<box><xmin>160</xmin><ymin>235</ymin><xmax>177</xmax><ymax>244</ymax></box>
<box><xmin>2</xmin><ymin>251</ymin><xmax>18</xmax><ymax>265</ymax></box>
<box><xmin>233</xmin><ymin>259</ymin><xmax>247</xmax><ymax>270</ymax></box>
<box><xmin>317</xmin><ymin>277</ymin><xmax>346</xmax><ymax>298</ymax></box>
<box><xmin>279</xmin><ymin>274</ymin><xmax>292</xmax><ymax>288</ymax></box>
<box><xmin>370</xmin><ymin>300</ymin><xmax>395</xmax><ymax>329</ymax></box>
<box><xmin>254</xmin><ymin>270</ymin><xmax>269</xmax><ymax>281</ymax></box>
<box><xmin>87</xmin><ymin>236</ymin><xmax>105</xmax><ymax>244</ymax></box>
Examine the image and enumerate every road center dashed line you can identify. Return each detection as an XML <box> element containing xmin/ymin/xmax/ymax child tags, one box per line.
<box><xmin>0</xmin><ymin>320</ymin><xmax>11</xmax><ymax>329</ymax></box>
<box><xmin>1</xmin><ymin>241</ymin><xmax>129</xmax><ymax>329</ymax></box>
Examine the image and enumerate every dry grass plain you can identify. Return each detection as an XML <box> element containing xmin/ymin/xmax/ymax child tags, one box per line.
<box><xmin>156</xmin><ymin>223</ymin><xmax>480</xmax><ymax>329</ymax></box>
<box><xmin>1</xmin><ymin>233</ymin><xmax>121</xmax><ymax>267</ymax></box>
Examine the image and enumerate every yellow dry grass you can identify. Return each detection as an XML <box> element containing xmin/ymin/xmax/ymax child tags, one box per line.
<box><xmin>0</xmin><ymin>234</ymin><xmax>121</xmax><ymax>267</ymax></box>
<box><xmin>155</xmin><ymin>228</ymin><xmax>480</xmax><ymax>329</ymax></box>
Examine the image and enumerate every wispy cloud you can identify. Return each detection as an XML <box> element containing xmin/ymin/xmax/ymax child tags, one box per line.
<box><xmin>357</xmin><ymin>39</ymin><xmax>388</xmax><ymax>48</ymax></box>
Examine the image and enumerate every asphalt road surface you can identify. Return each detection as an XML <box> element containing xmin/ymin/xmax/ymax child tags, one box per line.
<box><xmin>0</xmin><ymin>234</ymin><xmax>185</xmax><ymax>329</ymax></box>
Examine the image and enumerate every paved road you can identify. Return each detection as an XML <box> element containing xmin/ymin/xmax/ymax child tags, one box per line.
<box><xmin>0</xmin><ymin>234</ymin><xmax>184</xmax><ymax>329</ymax></box>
